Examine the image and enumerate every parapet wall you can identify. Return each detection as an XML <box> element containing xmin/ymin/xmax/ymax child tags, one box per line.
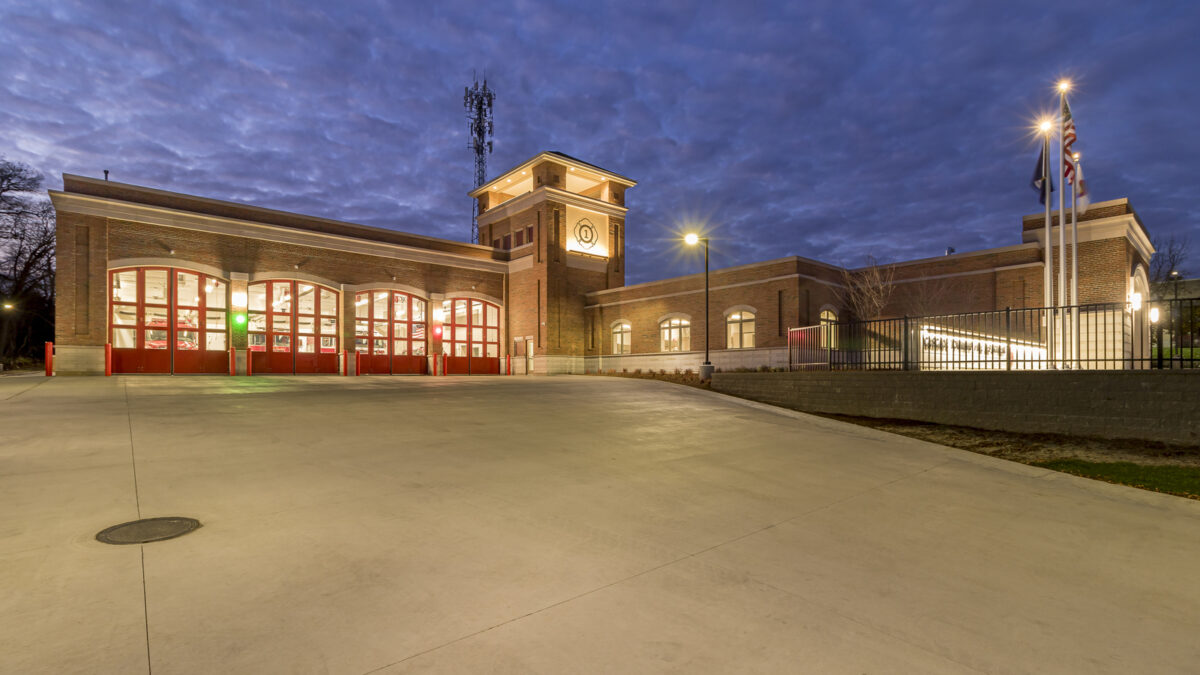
<box><xmin>710</xmin><ymin>370</ymin><xmax>1199</xmax><ymax>445</ymax></box>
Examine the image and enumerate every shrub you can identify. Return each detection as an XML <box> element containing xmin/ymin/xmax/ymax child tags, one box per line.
<box><xmin>634</xmin><ymin>368</ymin><xmax>642</xmax><ymax>375</ymax></box>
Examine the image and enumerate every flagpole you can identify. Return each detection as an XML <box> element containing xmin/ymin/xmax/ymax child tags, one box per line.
<box><xmin>1057</xmin><ymin>89</ymin><xmax>1068</xmax><ymax>367</ymax></box>
<box><xmin>1071</xmin><ymin>154</ymin><xmax>1080</xmax><ymax>368</ymax></box>
<box><xmin>1042</xmin><ymin>133</ymin><xmax>1054</xmax><ymax>365</ymax></box>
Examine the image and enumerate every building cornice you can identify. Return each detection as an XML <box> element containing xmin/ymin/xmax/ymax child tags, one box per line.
<box><xmin>879</xmin><ymin>242</ymin><xmax>1041</xmax><ymax>272</ymax></box>
<box><xmin>60</xmin><ymin>173</ymin><xmax>499</xmax><ymax>258</ymax></box>
<box><xmin>1020</xmin><ymin>214</ymin><xmax>1154</xmax><ymax>262</ymax></box>
<box><xmin>476</xmin><ymin>186</ymin><xmax>628</xmax><ymax>227</ymax></box>
<box><xmin>49</xmin><ymin>191</ymin><xmax>509</xmax><ymax>275</ymax></box>
<box><xmin>586</xmin><ymin>274</ymin><xmax>826</xmax><ymax>309</ymax></box>
<box><xmin>469</xmin><ymin>151</ymin><xmax>636</xmax><ymax>198</ymax></box>
<box><xmin>588</xmin><ymin>256</ymin><xmax>841</xmax><ymax>298</ymax></box>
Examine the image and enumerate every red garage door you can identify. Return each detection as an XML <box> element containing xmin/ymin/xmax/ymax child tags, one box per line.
<box><xmin>354</xmin><ymin>290</ymin><xmax>429</xmax><ymax>374</ymax></box>
<box><xmin>109</xmin><ymin>267</ymin><xmax>229</xmax><ymax>374</ymax></box>
<box><xmin>248</xmin><ymin>280</ymin><xmax>339</xmax><ymax>374</ymax></box>
<box><xmin>442</xmin><ymin>298</ymin><xmax>500</xmax><ymax>375</ymax></box>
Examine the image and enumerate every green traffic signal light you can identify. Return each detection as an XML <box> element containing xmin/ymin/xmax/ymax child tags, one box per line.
<box><xmin>234</xmin><ymin>313</ymin><xmax>247</xmax><ymax>326</ymax></box>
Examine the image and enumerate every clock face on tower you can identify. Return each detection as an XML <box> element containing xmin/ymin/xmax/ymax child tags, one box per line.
<box><xmin>573</xmin><ymin>217</ymin><xmax>599</xmax><ymax>250</ymax></box>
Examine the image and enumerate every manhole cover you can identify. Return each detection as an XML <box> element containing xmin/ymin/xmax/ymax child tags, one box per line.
<box><xmin>96</xmin><ymin>517</ymin><xmax>201</xmax><ymax>545</ymax></box>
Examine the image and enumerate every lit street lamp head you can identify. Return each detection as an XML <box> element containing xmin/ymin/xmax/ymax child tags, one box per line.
<box><xmin>2</xmin><ymin>303</ymin><xmax>13</xmax><ymax>310</ymax></box>
<box><xmin>1038</xmin><ymin>120</ymin><xmax>1052</xmax><ymax>134</ymax></box>
<box><xmin>1058</xmin><ymin>80</ymin><xmax>1071</xmax><ymax>93</ymax></box>
<box><xmin>684</xmin><ymin>233</ymin><xmax>699</xmax><ymax>246</ymax></box>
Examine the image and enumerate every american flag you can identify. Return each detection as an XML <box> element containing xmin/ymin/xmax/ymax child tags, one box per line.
<box><xmin>1062</xmin><ymin>98</ymin><xmax>1077</xmax><ymax>183</ymax></box>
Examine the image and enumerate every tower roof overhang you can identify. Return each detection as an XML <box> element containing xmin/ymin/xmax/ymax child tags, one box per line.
<box><xmin>468</xmin><ymin>151</ymin><xmax>636</xmax><ymax>199</ymax></box>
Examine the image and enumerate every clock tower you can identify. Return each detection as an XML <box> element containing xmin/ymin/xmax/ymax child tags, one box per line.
<box><xmin>470</xmin><ymin>151</ymin><xmax>635</xmax><ymax>373</ymax></box>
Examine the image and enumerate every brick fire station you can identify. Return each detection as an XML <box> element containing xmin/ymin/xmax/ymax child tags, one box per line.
<box><xmin>49</xmin><ymin>151</ymin><xmax>1154</xmax><ymax>375</ymax></box>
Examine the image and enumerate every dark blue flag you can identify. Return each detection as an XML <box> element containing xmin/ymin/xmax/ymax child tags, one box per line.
<box><xmin>1030</xmin><ymin>144</ymin><xmax>1054</xmax><ymax>205</ymax></box>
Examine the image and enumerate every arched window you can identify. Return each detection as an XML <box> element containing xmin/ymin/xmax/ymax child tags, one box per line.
<box><xmin>612</xmin><ymin>322</ymin><xmax>631</xmax><ymax>354</ymax></box>
<box><xmin>819</xmin><ymin>309</ymin><xmax>837</xmax><ymax>349</ymax></box>
<box><xmin>442</xmin><ymin>298</ymin><xmax>499</xmax><ymax>358</ymax></box>
<box><xmin>109</xmin><ymin>266</ymin><xmax>229</xmax><ymax>374</ymax></box>
<box><xmin>353</xmin><ymin>290</ymin><xmax>428</xmax><ymax>374</ymax></box>
<box><xmin>726</xmin><ymin>311</ymin><xmax>755</xmax><ymax>349</ymax></box>
<box><xmin>354</xmin><ymin>291</ymin><xmax>427</xmax><ymax>357</ymax></box>
<box><xmin>248</xmin><ymin>280</ymin><xmax>340</xmax><ymax>373</ymax></box>
<box><xmin>659</xmin><ymin>317</ymin><xmax>690</xmax><ymax>352</ymax></box>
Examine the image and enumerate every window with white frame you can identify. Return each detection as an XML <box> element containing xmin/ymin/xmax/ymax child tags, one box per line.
<box><xmin>612</xmin><ymin>322</ymin><xmax>631</xmax><ymax>354</ymax></box>
<box><xmin>819</xmin><ymin>309</ymin><xmax>837</xmax><ymax>349</ymax></box>
<box><xmin>726</xmin><ymin>310</ymin><xmax>755</xmax><ymax>349</ymax></box>
<box><xmin>659</xmin><ymin>317</ymin><xmax>690</xmax><ymax>352</ymax></box>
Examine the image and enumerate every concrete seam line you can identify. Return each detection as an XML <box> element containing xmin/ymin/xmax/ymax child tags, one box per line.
<box><xmin>2</xmin><ymin>377</ymin><xmax>50</xmax><ymax>401</ymax></box>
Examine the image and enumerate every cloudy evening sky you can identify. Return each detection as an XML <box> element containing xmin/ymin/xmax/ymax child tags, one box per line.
<box><xmin>2</xmin><ymin>0</ymin><xmax>1197</xmax><ymax>283</ymax></box>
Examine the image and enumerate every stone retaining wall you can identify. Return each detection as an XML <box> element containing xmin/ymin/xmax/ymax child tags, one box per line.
<box><xmin>711</xmin><ymin>370</ymin><xmax>1199</xmax><ymax>445</ymax></box>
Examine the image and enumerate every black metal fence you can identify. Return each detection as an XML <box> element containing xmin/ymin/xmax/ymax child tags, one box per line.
<box><xmin>788</xmin><ymin>297</ymin><xmax>1199</xmax><ymax>371</ymax></box>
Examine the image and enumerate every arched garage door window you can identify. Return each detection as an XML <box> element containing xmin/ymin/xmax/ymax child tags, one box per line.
<box><xmin>248</xmin><ymin>280</ymin><xmax>339</xmax><ymax>374</ymax></box>
<box><xmin>442</xmin><ymin>298</ymin><xmax>500</xmax><ymax>374</ymax></box>
<box><xmin>109</xmin><ymin>267</ymin><xmax>229</xmax><ymax>374</ymax></box>
<box><xmin>354</xmin><ymin>290</ymin><xmax>428</xmax><ymax>374</ymax></box>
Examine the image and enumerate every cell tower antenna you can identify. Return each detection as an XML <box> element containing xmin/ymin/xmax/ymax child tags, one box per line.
<box><xmin>464</xmin><ymin>72</ymin><xmax>495</xmax><ymax>244</ymax></box>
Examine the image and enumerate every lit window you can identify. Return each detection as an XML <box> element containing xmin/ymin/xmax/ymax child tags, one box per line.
<box><xmin>819</xmin><ymin>309</ymin><xmax>838</xmax><ymax>349</ymax></box>
<box><xmin>659</xmin><ymin>317</ymin><xmax>691</xmax><ymax>352</ymax></box>
<box><xmin>443</xmin><ymin>297</ymin><xmax>500</xmax><ymax>358</ymax></box>
<box><xmin>726</xmin><ymin>311</ymin><xmax>755</xmax><ymax>349</ymax></box>
<box><xmin>612</xmin><ymin>322</ymin><xmax>631</xmax><ymax>354</ymax></box>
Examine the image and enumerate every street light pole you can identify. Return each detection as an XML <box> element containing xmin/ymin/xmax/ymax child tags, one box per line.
<box><xmin>685</xmin><ymin>233</ymin><xmax>714</xmax><ymax>381</ymax></box>
<box><xmin>703</xmin><ymin>236</ymin><xmax>710</xmax><ymax>369</ymax></box>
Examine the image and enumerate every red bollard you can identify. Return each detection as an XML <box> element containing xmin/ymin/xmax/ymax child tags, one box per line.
<box><xmin>228</xmin><ymin>347</ymin><xmax>235</xmax><ymax>376</ymax></box>
<box><xmin>45</xmin><ymin>342</ymin><xmax>53</xmax><ymax>376</ymax></box>
<box><xmin>342</xmin><ymin>350</ymin><xmax>349</xmax><ymax>376</ymax></box>
<box><xmin>441</xmin><ymin>353</ymin><xmax>447</xmax><ymax>376</ymax></box>
<box><xmin>506</xmin><ymin>354</ymin><xmax>511</xmax><ymax>375</ymax></box>
<box><xmin>105</xmin><ymin>344</ymin><xmax>112</xmax><ymax>376</ymax></box>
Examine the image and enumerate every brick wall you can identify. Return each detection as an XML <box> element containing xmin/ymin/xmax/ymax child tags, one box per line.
<box><xmin>75</xmin><ymin>218</ymin><xmax>505</xmax><ymax>356</ymax></box>
<box><xmin>711</xmin><ymin>370</ymin><xmax>1199</xmax><ymax>445</ymax></box>
<box><xmin>54</xmin><ymin>212</ymin><xmax>109</xmax><ymax>346</ymax></box>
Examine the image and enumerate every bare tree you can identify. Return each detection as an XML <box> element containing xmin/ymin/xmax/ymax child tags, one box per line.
<box><xmin>837</xmin><ymin>255</ymin><xmax>896</xmax><ymax>320</ymax></box>
<box><xmin>0</xmin><ymin>158</ymin><xmax>42</xmax><ymax>225</ymax></box>
<box><xmin>899</xmin><ymin>275</ymin><xmax>956</xmax><ymax>318</ymax></box>
<box><xmin>1</xmin><ymin>158</ymin><xmax>55</xmax><ymax>367</ymax></box>
<box><xmin>1150</xmin><ymin>234</ymin><xmax>1189</xmax><ymax>298</ymax></box>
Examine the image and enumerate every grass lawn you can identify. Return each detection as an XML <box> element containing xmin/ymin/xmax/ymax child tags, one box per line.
<box><xmin>806</xmin><ymin>414</ymin><xmax>1200</xmax><ymax>501</ymax></box>
<box><xmin>1032</xmin><ymin>459</ymin><xmax>1200</xmax><ymax>499</ymax></box>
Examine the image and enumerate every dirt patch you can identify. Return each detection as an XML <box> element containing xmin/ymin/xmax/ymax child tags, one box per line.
<box><xmin>817</xmin><ymin>414</ymin><xmax>1200</xmax><ymax>468</ymax></box>
<box><xmin>587</xmin><ymin>371</ymin><xmax>711</xmax><ymax>389</ymax></box>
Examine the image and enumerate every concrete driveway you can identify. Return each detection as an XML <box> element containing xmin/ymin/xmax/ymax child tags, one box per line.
<box><xmin>2</xmin><ymin>374</ymin><xmax>1198</xmax><ymax>674</ymax></box>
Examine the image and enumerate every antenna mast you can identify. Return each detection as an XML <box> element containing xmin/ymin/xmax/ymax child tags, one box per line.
<box><xmin>464</xmin><ymin>74</ymin><xmax>495</xmax><ymax>244</ymax></box>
